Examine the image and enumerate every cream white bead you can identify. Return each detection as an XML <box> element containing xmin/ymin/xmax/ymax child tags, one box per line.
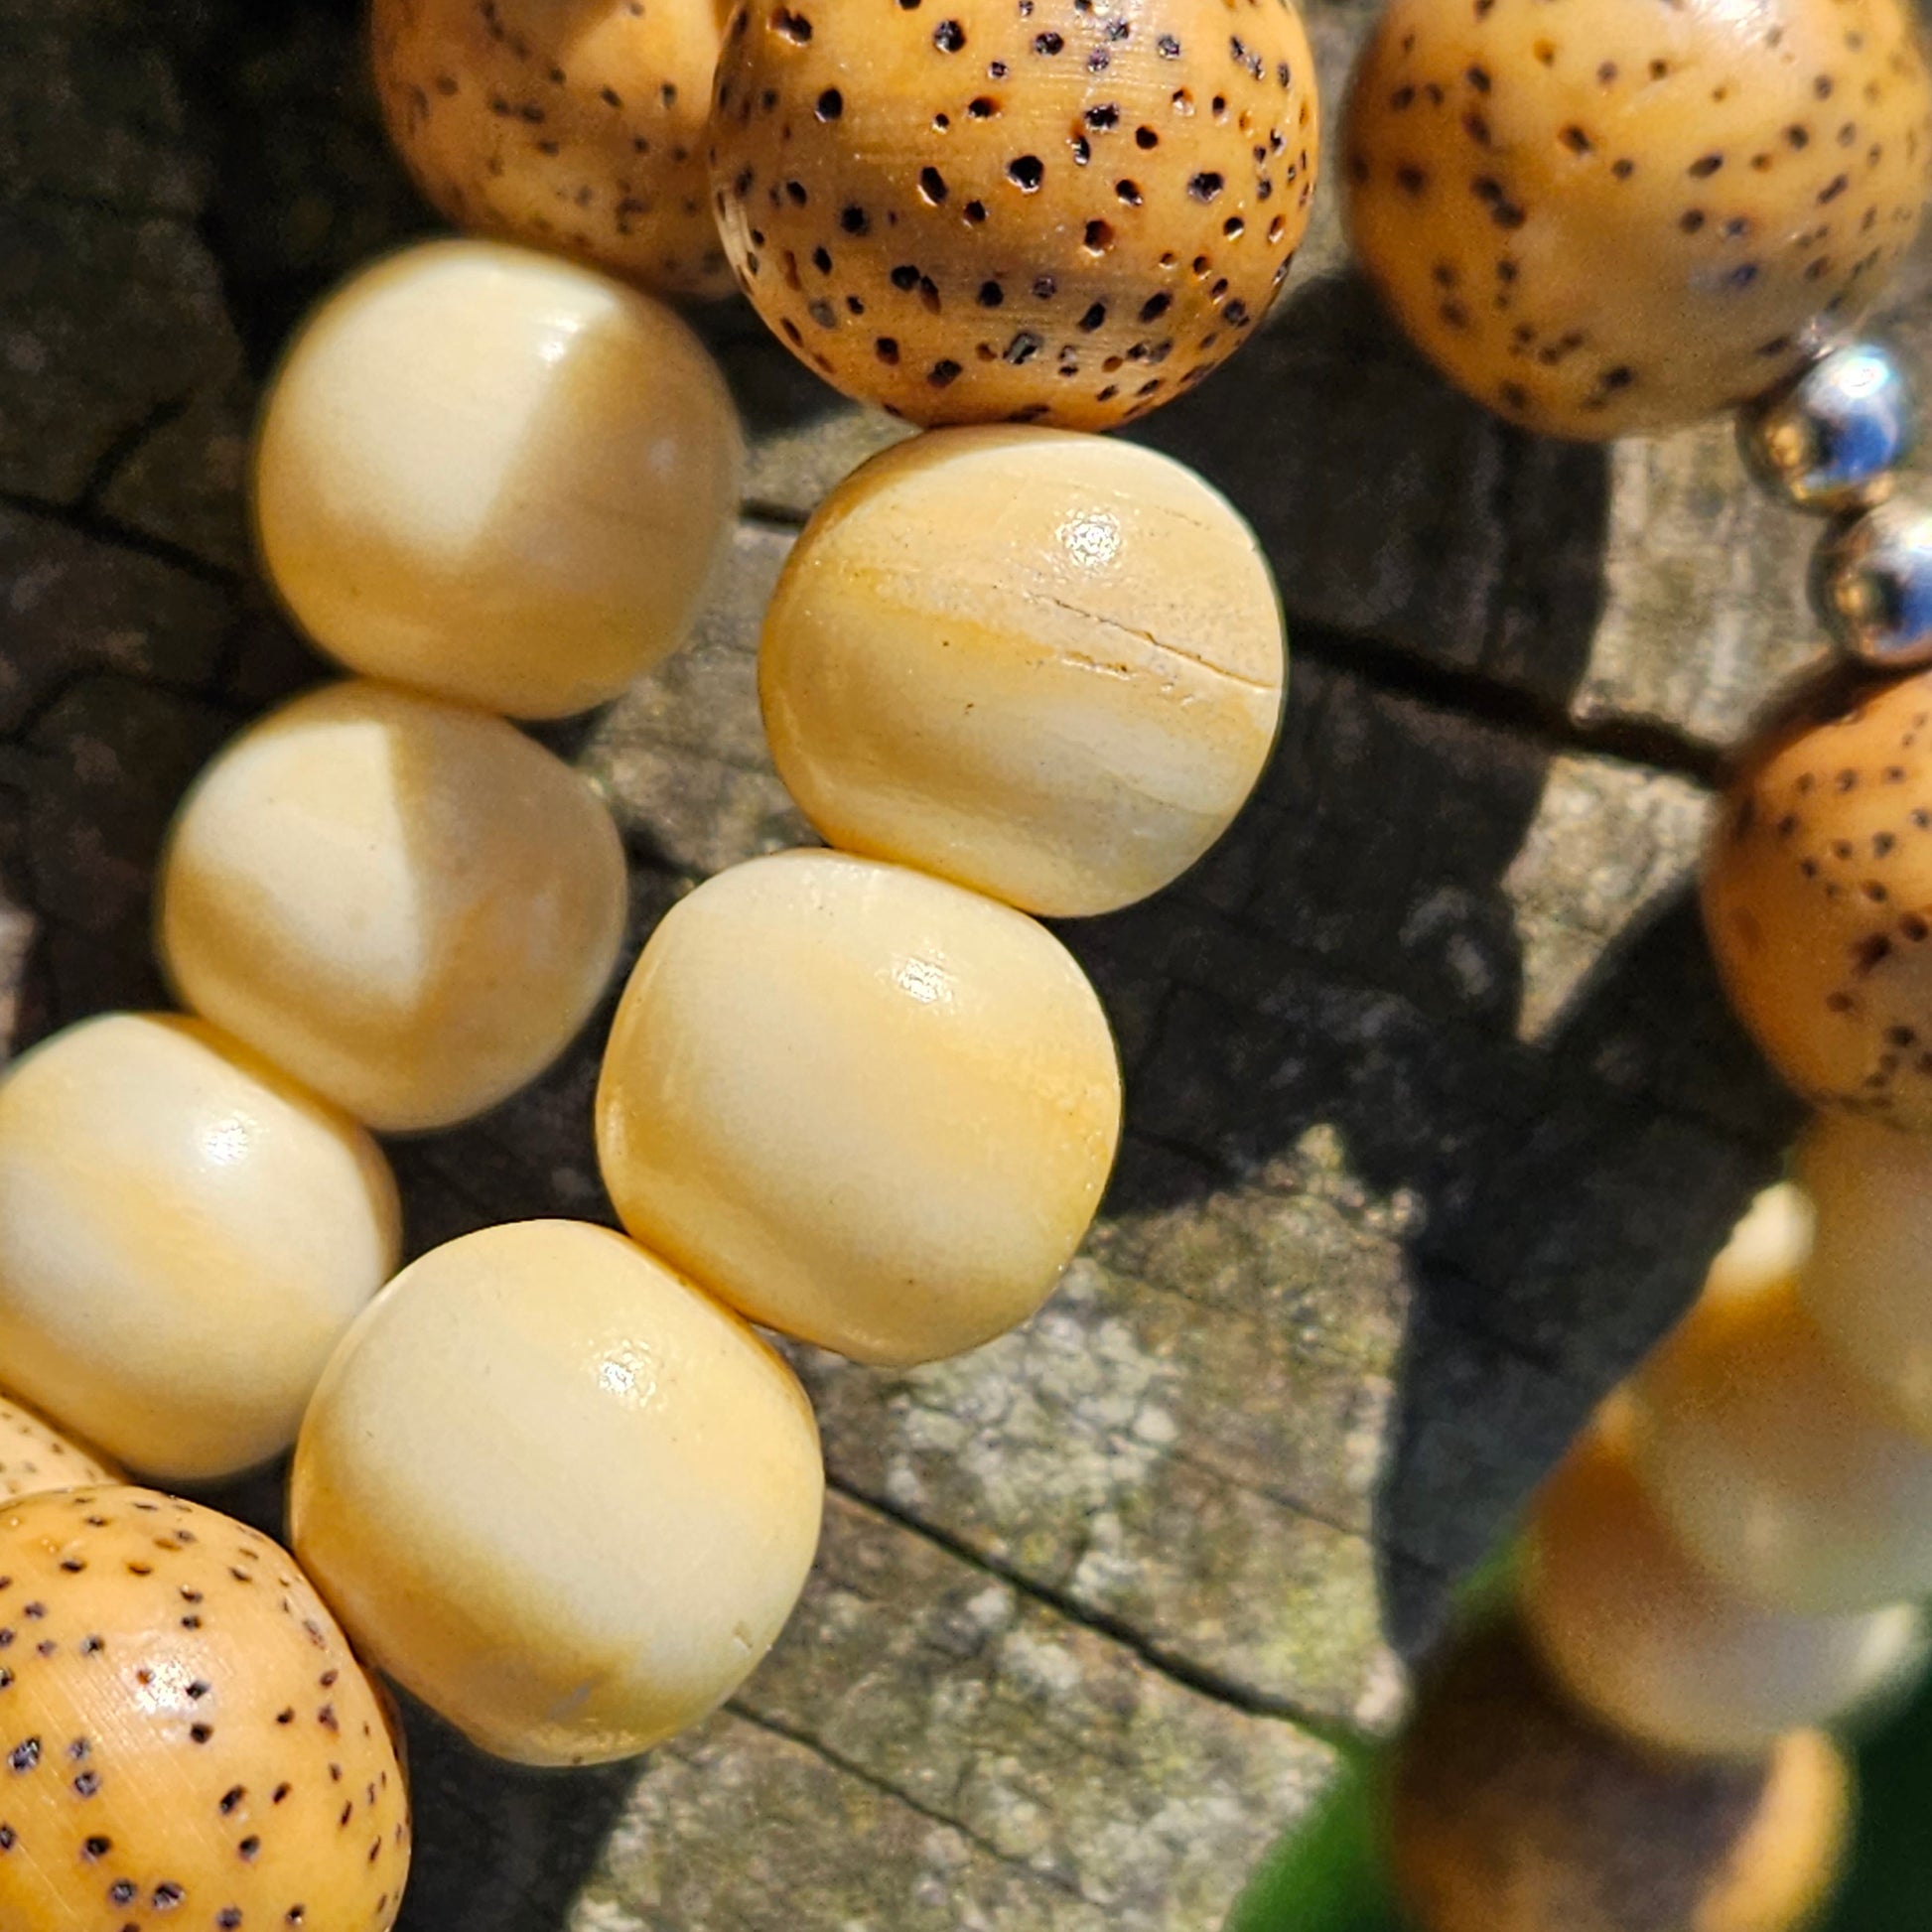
<box><xmin>1796</xmin><ymin>1113</ymin><xmax>1932</xmax><ymax>1440</ymax></box>
<box><xmin>159</xmin><ymin>680</ymin><xmax>627</xmax><ymax>1133</ymax></box>
<box><xmin>1632</xmin><ymin>1258</ymin><xmax>1932</xmax><ymax>1616</ymax></box>
<box><xmin>596</xmin><ymin>849</ymin><xmax>1123</xmax><ymax>1364</ymax></box>
<box><xmin>290</xmin><ymin>1220</ymin><xmax>823</xmax><ymax>1766</ymax></box>
<box><xmin>760</xmin><ymin>428</ymin><xmax>1286</xmax><ymax>918</ymax></box>
<box><xmin>0</xmin><ymin>1014</ymin><xmax>399</xmax><ymax>1481</ymax></box>
<box><xmin>1522</xmin><ymin>1398</ymin><xmax>1925</xmax><ymax>1759</ymax></box>
<box><xmin>254</xmin><ymin>238</ymin><xmax>743</xmax><ymax>719</ymax></box>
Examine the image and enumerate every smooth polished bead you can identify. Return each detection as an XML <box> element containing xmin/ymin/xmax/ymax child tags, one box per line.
<box><xmin>1521</xmin><ymin>1398</ymin><xmax>1925</xmax><ymax>1758</ymax></box>
<box><xmin>1796</xmin><ymin>1112</ymin><xmax>1932</xmax><ymax>1442</ymax></box>
<box><xmin>0</xmin><ymin>1014</ymin><xmax>399</xmax><ymax>1481</ymax></box>
<box><xmin>159</xmin><ymin>681</ymin><xmax>627</xmax><ymax>1133</ymax></box>
<box><xmin>291</xmin><ymin>1221</ymin><xmax>824</xmax><ymax>1766</ymax></box>
<box><xmin>597</xmin><ymin>849</ymin><xmax>1123</xmax><ymax>1364</ymax></box>
<box><xmin>254</xmin><ymin>239</ymin><xmax>743</xmax><ymax>718</ymax></box>
<box><xmin>1632</xmin><ymin>1264</ymin><xmax>1932</xmax><ymax>1615</ymax></box>
<box><xmin>1739</xmin><ymin>342</ymin><xmax>1916</xmax><ymax>513</ymax></box>
<box><xmin>760</xmin><ymin>428</ymin><xmax>1287</xmax><ymax>918</ymax></box>
<box><xmin>1391</xmin><ymin>1619</ymin><xmax>1853</xmax><ymax>1932</ymax></box>
<box><xmin>1812</xmin><ymin>494</ymin><xmax>1932</xmax><ymax>669</ymax></box>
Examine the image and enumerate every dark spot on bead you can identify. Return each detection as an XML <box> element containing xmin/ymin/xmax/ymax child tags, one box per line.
<box><xmin>1078</xmin><ymin>302</ymin><xmax>1107</xmax><ymax>330</ymax></box>
<box><xmin>770</xmin><ymin>7</ymin><xmax>812</xmax><ymax>43</ymax></box>
<box><xmin>963</xmin><ymin>199</ymin><xmax>987</xmax><ymax>223</ymax></box>
<box><xmin>1086</xmin><ymin>103</ymin><xmax>1118</xmax><ymax>129</ymax></box>
<box><xmin>1033</xmin><ymin>30</ymin><xmax>1061</xmax><ymax>53</ymax></box>
<box><xmin>1688</xmin><ymin>153</ymin><xmax>1723</xmax><ymax>178</ymax></box>
<box><xmin>978</xmin><ymin>280</ymin><xmax>1004</xmax><ymax>307</ymax></box>
<box><xmin>1187</xmin><ymin>172</ymin><xmax>1225</xmax><ymax>202</ymax></box>
<box><xmin>8</xmin><ymin>1739</ymin><xmax>37</xmax><ymax>1773</ymax></box>
<box><xmin>928</xmin><ymin>358</ymin><xmax>962</xmax><ymax>386</ymax></box>
<box><xmin>1396</xmin><ymin>164</ymin><xmax>1426</xmax><ymax>194</ymax></box>
<box><xmin>1114</xmin><ymin>177</ymin><xmax>1141</xmax><ymax>205</ymax></box>
<box><xmin>1158</xmin><ymin>33</ymin><xmax>1180</xmax><ymax>56</ymax></box>
<box><xmin>932</xmin><ymin>17</ymin><xmax>965</xmax><ymax>49</ymax></box>
<box><xmin>1004</xmin><ymin>331</ymin><xmax>1043</xmax><ymax>363</ymax></box>
<box><xmin>1140</xmin><ymin>293</ymin><xmax>1172</xmax><ymax>322</ymax></box>
<box><xmin>82</xmin><ymin>1835</ymin><xmax>109</xmax><ymax>1859</ymax></box>
<box><xmin>1680</xmin><ymin>208</ymin><xmax>1706</xmax><ymax>232</ymax></box>
<box><xmin>1008</xmin><ymin>155</ymin><xmax>1044</xmax><ymax>190</ymax></box>
<box><xmin>1466</xmin><ymin>64</ymin><xmax>1491</xmax><ymax>92</ymax></box>
<box><xmin>969</xmin><ymin>95</ymin><xmax>997</xmax><ymax>117</ymax></box>
<box><xmin>152</xmin><ymin>1882</ymin><xmax>183</xmax><ymax>1909</ymax></box>
<box><xmin>1820</xmin><ymin>173</ymin><xmax>1850</xmax><ymax>203</ymax></box>
<box><xmin>919</xmin><ymin>166</ymin><xmax>948</xmax><ymax>204</ymax></box>
<box><xmin>816</xmin><ymin>88</ymin><xmax>843</xmax><ymax>120</ymax></box>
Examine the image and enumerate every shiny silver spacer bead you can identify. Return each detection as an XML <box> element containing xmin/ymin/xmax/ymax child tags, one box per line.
<box><xmin>1813</xmin><ymin>494</ymin><xmax>1932</xmax><ymax>669</ymax></box>
<box><xmin>1739</xmin><ymin>341</ymin><xmax>1916</xmax><ymax>513</ymax></box>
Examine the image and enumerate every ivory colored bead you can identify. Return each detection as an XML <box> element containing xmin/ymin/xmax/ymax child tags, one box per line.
<box><xmin>1632</xmin><ymin>1234</ymin><xmax>1932</xmax><ymax>1613</ymax></box>
<box><xmin>1797</xmin><ymin>1110</ymin><xmax>1932</xmax><ymax>1438</ymax></box>
<box><xmin>1521</xmin><ymin>1398</ymin><xmax>1925</xmax><ymax>1757</ymax></box>
<box><xmin>1703</xmin><ymin>667</ymin><xmax>1932</xmax><ymax>1130</ymax></box>
<box><xmin>1344</xmin><ymin>0</ymin><xmax>1932</xmax><ymax>438</ymax></box>
<box><xmin>597</xmin><ymin>849</ymin><xmax>1123</xmax><ymax>1363</ymax></box>
<box><xmin>760</xmin><ymin>428</ymin><xmax>1286</xmax><ymax>917</ymax></box>
<box><xmin>707</xmin><ymin>0</ymin><xmax>1319</xmax><ymax>430</ymax></box>
<box><xmin>254</xmin><ymin>239</ymin><xmax>743</xmax><ymax>718</ymax></box>
<box><xmin>0</xmin><ymin>1014</ymin><xmax>399</xmax><ymax>1481</ymax></box>
<box><xmin>159</xmin><ymin>681</ymin><xmax>627</xmax><ymax>1133</ymax></box>
<box><xmin>373</xmin><ymin>0</ymin><xmax>735</xmax><ymax>297</ymax></box>
<box><xmin>0</xmin><ymin>1391</ymin><xmax>118</xmax><ymax>1501</ymax></box>
<box><xmin>290</xmin><ymin>1220</ymin><xmax>823</xmax><ymax>1766</ymax></box>
<box><xmin>1390</xmin><ymin>1619</ymin><xmax>1854</xmax><ymax>1932</ymax></box>
<box><xmin>0</xmin><ymin>1488</ymin><xmax>409</xmax><ymax>1932</ymax></box>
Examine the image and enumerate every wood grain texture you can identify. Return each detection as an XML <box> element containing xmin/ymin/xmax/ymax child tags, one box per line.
<box><xmin>4</xmin><ymin>0</ymin><xmax>1916</xmax><ymax>1923</ymax></box>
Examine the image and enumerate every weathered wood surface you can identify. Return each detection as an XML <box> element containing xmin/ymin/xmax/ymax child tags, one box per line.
<box><xmin>4</xmin><ymin>0</ymin><xmax>1926</xmax><ymax>1924</ymax></box>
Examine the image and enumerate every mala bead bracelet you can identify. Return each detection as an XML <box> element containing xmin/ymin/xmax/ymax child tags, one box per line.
<box><xmin>3</xmin><ymin>0</ymin><xmax>1932</xmax><ymax>1920</ymax></box>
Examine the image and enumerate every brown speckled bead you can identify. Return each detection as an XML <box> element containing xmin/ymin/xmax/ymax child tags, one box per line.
<box><xmin>0</xmin><ymin>1487</ymin><xmax>408</xmax><ymax>1932</ymax></box>
<box><xmin>1704</xmin><ymin>668</ymin><xmax>1932</xmax><ymax>1131</ymax></box>
<box><xmin>1345</xmin><ymin>0</ymin><xmax>1932</xmax><ymax>439</ymax></box>
<box><xmin>373</xmin><ymin>0</ymin><xmax>736</xmax><ymax>298</ymax></box>
<box><xmin>707</xmin><ymin>0</ymin><xmax>1318</xmax><ymax>428</ymax></box>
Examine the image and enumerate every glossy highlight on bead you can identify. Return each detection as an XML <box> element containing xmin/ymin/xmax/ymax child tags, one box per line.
<box><xmin>1814</xmin><ymin>492</ymin><xmax>1932</xmax><ymax>667</ymax></box>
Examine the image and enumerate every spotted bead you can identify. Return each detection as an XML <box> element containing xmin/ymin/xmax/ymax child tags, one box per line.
<box><xmin>1344</xmin><ymin>0</ymin><xmax>1932</xmax><ymax>439</ymax></box>
<box><xmin>1703</xmin><ymin>667</ymin><xmax>1932</xmax><ymax>1130</ymax></box>
<box><xmin>707</xmin><ymin>0</ymin><xmax>1318</xmax><ymax>429</ymax></box>
<box><xmin>0</xmin><ymin>1488</ymin><xmax>408</xmax><ymax>1932</ymax></box>
<box><xmin>373</xmin><ymin>0</ymin><xmax>736</xmax><ymax>298</ymax></box>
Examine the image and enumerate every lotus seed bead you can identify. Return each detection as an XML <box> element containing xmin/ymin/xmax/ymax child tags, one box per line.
<box><xmin>1812</xmin><ymin>492</ymin><xmax>1932</xmax><ymax>668</ymax></box>
<box><xmin>1702</xmin><ymin>665</ymin><xmax>1932</xmax><ymax>1131</ymax></box>
<box><xmin>254</xmin><ymin>238</ymin><xmax>743</xmax><ymax>719</ymax></box>
<box><xmin>0</xmin><ymin>1015</ymin><xmax>401</xmax><ymax>1481</ymax></box>
<box><xmin>705</xmin><ymin>0</ymin><xmax>1320</xmax><ymax>430</ymax></box>
<box><xmin>0</xmin><ymin>1487</ymin><xmax>409</xmax><ymax>1932</ymax></box>
<box><xmin>596</xmin><ymin>849</ymin><xmax>1123</xmax><ymax>1364</ymax></box>
<box><xmin>1739</xmin><ymin>341</ymin><xmax>1917</xmax><ymax>513</ymax></box>
<box><xmin>373</xmin><ymin>0</ymin><xmax>736</xmax><ymax>298</ymax></box>
<box><xmin>760</xmin><ymin>428</ymin><xmax>1287</xmax><ymax>917</ymax></box>
<box><xmin>1631</xmin><ymin>1262</ymin><xmax>1932</xmax><ymax>1616</ymax></box>
<box><xmin>1344</xmin><ymin>0</ymin><xmax>1932</xmax><ymax>440</ymax></box>
<box><xmin>1521</xmin><ymin>1396</ymin><xmax>1926</xmax><ymax>1759</ymax></box>
<box><xmin>159</xmin><ymin>681</ymin><xmax>627</xmax><ymax>1134</ymax></box>
<box><xmin>291</xmin><ymin>1220</ymin><xmax>824</xmax><ymax>1767</ymax></box>
<box><xmin>1795</xmin><ymin>1111</ymin><xmax>1932</xmax><ymax>1442</ymax></box>
<box><xmin>1390</xmin><ymin>1619</ymin><xmax>1854</xmax><ymax>1932</ymax></box>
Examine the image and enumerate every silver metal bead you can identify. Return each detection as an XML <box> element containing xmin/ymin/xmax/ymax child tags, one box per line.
<box><xmin>1739</xmin><ymin>341</ymin><xmax>1916</xmax><ymax>513</ymax></box>
<box><xmin>1813</xmin><ymin>495</ymin><xmax>1932</xmax><ymax>668</ymax></box>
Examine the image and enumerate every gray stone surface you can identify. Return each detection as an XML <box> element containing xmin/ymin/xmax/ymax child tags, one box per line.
<box><xmin>0</xmin><ymin>0</ymin><xmax>1899</xmax><ymax>1926</ymax></box>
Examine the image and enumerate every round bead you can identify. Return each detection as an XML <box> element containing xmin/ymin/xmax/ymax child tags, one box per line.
<box><xmin>1740</xmin><ymin>340</ymin><xmax>1916</xmax><ymax>512</ymax></box>
<box><xmin>0</xmin><ymin>1014</ymin><xmax>400</xmax><ymax>1481</ymax></box>
<box><xmin>1813</xmin><ymin>492</ymin><xmax>1932</xmax><ymax>668</ymax></box>
<box><xmin>760</xmin><ymin>428</ymin><xmax>1286</xmax><ymax>917</ymax></box>
<box><xmin>1390</xmin><ymin>1620</ymin><xmax>1853</xmax><ymax>1932</ymax></box>
<box><xmin>1631</xmin><ymin>1260</ymin><xmax>1932</xmax><ymax>1613</ymax></box>
<box><xmin>596</xmin><ymin>849</ymin><xmax>1123</xmax><ymax>1363</ymax></box>
<box><xmin>373</xmin><ymin>0</ymin><xmax>735</xmax><ymax>297</ymax></box>
<box><xmin>1702</xmin><ymin>667</ymin><xmax>1932</xmax><ymax>1129</ymax></box>
<box><xmin>0</xmin><ymin>1487</ymin><xmax>409</xmax><ymax>1932</ymax></box>
<box><xmin>1343</xmin><ymin>0</ymin><xmax>1932</xmax><ymax>440</ymax></box>
<box><xmin>254</xmin><ymin>239</ymin><xmax>743</xmax><ymax>719</ymax></box>
<box><xmin>1794</xmin><ymin>1110</ymin><xmax>1932</xmax><ymax>1440</ymax></box>
<box><xmin>706</xmin><ymin>0</ymin><xmax>1319</xmax><ymax>430</ymax></box>
<box><xmin>1521</xmin><ymin>1398</ymin><xmax>1925</xmax><ymax>1757</ymax></box>
<box><xmin>290</xmin><ymin>1220</ymin><xmax>824</xmax><ymax>1766</ymax></box>
<box><xmin>0</xmin><ymin>1392</ymin><xmax>117</xmax><ymax>1501</ymax></box>
<box><xmin>159</xmin><ymin>681</ymin><xmax>627</xmax><ymax>1134</ymax></box>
